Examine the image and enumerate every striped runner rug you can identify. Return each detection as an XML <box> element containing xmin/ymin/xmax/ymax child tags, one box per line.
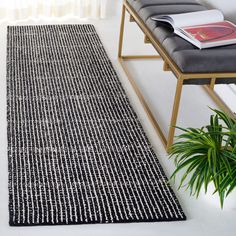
<box><xmin>7</xmin><ymin>24</ymin><xmax>186</xmax><ymax>226</ymax></box>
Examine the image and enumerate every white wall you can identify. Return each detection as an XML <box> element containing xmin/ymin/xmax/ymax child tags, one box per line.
<box><xmin>198</xmin><ymin>0</ymin><xmax>236</xmax><ymax>22</ymax></box>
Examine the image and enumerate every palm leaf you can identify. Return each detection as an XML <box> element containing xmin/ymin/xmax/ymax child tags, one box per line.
<box><xmin>169</xmin><ymin>108</ymin><xmax>236</xmax><ymax>208</ymax></box>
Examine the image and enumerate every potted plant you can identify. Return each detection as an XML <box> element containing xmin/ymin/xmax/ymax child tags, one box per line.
<box><xmin>169</xmin><ymin>108</ymin><xmax>236</xmax><ymax>208</ymax></box>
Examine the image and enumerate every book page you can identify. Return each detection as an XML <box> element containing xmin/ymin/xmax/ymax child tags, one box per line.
<box><xmin>168</xmin><ymin>10</ymin><xmax>224</xmax><ymax>28</ymax></box>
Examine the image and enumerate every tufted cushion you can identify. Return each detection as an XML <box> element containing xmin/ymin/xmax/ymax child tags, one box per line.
<box><xmin>126</xmin><ymin>0</ymin><xmax>236</xmax><ymax>83</ymax></box>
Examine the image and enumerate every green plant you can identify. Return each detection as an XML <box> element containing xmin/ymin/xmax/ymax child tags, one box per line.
<box><xmin>169</xmin><ymin>108</ymin><xmax>236</xmax><ymax>208</ymax></box>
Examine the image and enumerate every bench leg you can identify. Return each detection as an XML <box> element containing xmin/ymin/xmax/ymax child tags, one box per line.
<box><xmin>118</xmin><ymin>4</ymin><xmax>126</xmax><ymax>58</ymax></box>
<box><xmin>209</xmin><ymin>77</ymin><xmax>216</xmax><ymax>90</ymax></box>
<box><xmin>118</xmin><ymin>3</ymin><xmax>183</xmax><ymax>151</ymax></box>
<box><xmin>118</xmin><ymin>4</ymin><xmax>161</xmax><ymax>60</ymax></box>
<box><xmin>167</xmin><ymin>78</ymin><xmax>184</xmax><ymax>151</ymax></box>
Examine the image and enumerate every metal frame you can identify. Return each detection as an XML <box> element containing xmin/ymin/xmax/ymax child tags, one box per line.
<box><xmin>118</xmin><ymin>0</ymin><xmax>236</xmax><ymax>151</ymax></box>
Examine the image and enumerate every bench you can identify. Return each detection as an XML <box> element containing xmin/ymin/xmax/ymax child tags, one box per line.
<box><xmin>118</xmin><ymin>0</ymin><xmax>236</xmax><ymax>150</ymax></box>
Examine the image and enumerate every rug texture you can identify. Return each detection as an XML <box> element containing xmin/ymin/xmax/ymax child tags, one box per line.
<box><xmin>7</xmin><ymin>24</ymin><xmax>186</xmax><ymax>226</ymax></box>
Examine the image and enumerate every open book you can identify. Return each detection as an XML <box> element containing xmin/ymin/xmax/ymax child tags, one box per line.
<box><xmin>151</xmin><ymin>10</ymin><xmax>236</xmax><ymax>49</ymax></box>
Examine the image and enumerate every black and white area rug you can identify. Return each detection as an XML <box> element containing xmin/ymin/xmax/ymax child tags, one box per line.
<box><xmin>7</xmin><ymin>24</ymin><xmax>186</xmax><ymax>226</ymax></box>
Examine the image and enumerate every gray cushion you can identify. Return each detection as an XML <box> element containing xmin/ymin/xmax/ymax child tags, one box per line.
<box><xmin>126</xmin><ymin>0</ymin><xmax>236</xmax><ymax>83</ymax></box>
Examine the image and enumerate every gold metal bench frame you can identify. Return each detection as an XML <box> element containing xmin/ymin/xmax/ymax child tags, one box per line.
<box><xmin>118</xmin><ymin>0</ymin><xmax>236</xmax><ymax>151</ymax></box>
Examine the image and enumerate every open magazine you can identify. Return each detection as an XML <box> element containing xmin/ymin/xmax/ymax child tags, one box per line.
<box><xmin>151</xmin><ymin>10</ymin><xmax>236</xmax><ymax>49</ymax></box>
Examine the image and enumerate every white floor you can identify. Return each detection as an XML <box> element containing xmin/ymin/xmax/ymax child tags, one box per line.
<box><xmin>0</xmin><ymin>8</ymin><xmax>236</xmax><ymax>236</ymax></box>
